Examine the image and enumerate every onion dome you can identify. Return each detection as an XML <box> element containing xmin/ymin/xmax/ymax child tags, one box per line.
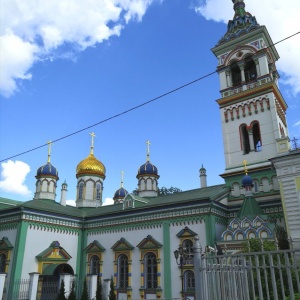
<box><xmin>76</xmin><ymin>132</ymin><xmax>106</xmax><ymax>178</ymax></box>
<box><xmin>36</xmin><ymin>141</ymin><xmax>59</xmax><ymax>179</ymax></box>
<box><xmin>114</xmin><ymin>187</ymin><xmax>128</xmax><ymax>200</ymax></box>
<box><xmin>76</xmin><ymin>153</ymin><xmax>106</xmax><ymax>178</ymax></box>
<box><xmin>217</xmin><ymin>0</ymin><xmax>260</xmax><ymax>46</ymax></box>
<box><xmin>138</xmin><ymin>161</ymin><xmax>159</xmax><ymax>176</ymax></box>
<box><xmin>242</xmin><ymin>174</ymin><xmax>253</xmax><ymax>187</ymax></box>
<box><xmin>36</xmin><ymin>162</ymin><xmax>59</xmax><ymax>179</ymax></box>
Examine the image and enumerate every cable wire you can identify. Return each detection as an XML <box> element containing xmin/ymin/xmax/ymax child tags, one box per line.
<box><xmin>1</xmin><ymin>31</ymin><xmax>299</xmax><ymax>163</ymax></box>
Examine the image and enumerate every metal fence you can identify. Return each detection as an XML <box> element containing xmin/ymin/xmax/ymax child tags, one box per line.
<box><xmin>2</xmin><ymin>279</ymin><xmax>30</xmax><ymax>300</ymax></box>
<box><xmin>199</xmin><ymin>249</ymin><xmax>300</xmax><ymax>300</ymax></box>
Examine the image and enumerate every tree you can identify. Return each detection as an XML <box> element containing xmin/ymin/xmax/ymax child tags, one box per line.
<box><xmin>95</xmin><ymin>277</ymin><xmax>104</xmax><ymax>300</ymax></box>
<box><xmin>68</xmin><ymin>281</ymin><xmax>77</xmax><ymax>300</ymax></box>
<box><xmin>57</xmin><ymin>280</ymin><xmax>66</xmax><ymax>300</ymax></box>
<box><xmin>132</xmin><ymin>186</ymin><xmax>182</xmax><ymax>196</ymax></box>
<box><xmin>108</xmin><ymin>276</ymin><xmax>116</xmax><ymax>300</ymax></box>
<box><xmin>80</xmin><ymin>280</ymin><xmax>89</xmax><ymax>300</ymax></box>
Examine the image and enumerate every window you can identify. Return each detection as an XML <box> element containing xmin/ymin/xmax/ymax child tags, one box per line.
<box><xmin>96</xmin><ymin>183</ymin><xmax>101</xmax><ymax>200</ymax></box>
<box><xmin>182</xmin><ymin>239</ymin><xmax>193</xmax><ymax>261</ymax></box>
<box><xmin>240</xmin><ymin>124</ymin><xmax>250</xmax><ymax>154</ymax></box>
<box><xmin>184</xmin><ymin>270</ymin><xmax>195</xmax><ymax>292</ymax></box>
<box><xmin>252</xmin><ymin>121</ymin><xmax>261</xmax><ymax>151</ymax></box>
<box><xmin>90</xmin><ymin>255</ymin><xmax>100</xmax><ymax>275</ymax></box>
<box><xmin>231</xmin><ymin>62</ymin><xmax>242</xmax><ymax>86</ymax></box>
<box><xmin>144</xmin><ymin>252</ymin><xmax>158</xmax><ymax>289</ymax></box>
<box><xmin>0</xmin><ymin>253</ymin><xmax>6</xmax><ymax>272</ymax></box>
<box><xmin>244</xmin><ymin>57</ymin><xmax>257</xmax><ymax>82</ymax></box>
<box><xmin>118</xmin><ymin>254</ymin><xmax>128</xmax><ymax>289</ymax></box>
<box><xmin>78</xmin><ymin>182</ymin><xmax>84</xmax><ymax>200</ymax></box>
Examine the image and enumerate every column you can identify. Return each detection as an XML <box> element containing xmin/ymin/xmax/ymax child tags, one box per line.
<box><xmin>254</xmin><ymin>58</ymin><xmax>260</xmax><ymax>77</ymax></box>
<box><xmin>193</xmin><ymin>235</ymin><xmax>202</xmax><ymax>300</ymax></box>
<box><xmin>247</xmin><ymin>127</ymin><xmax>255</xmax><ymax>151</ymax></box>
<box><xmin>88</xmin><ymin>274</ymin><xmax>98</xmax><ymax>300</ymax></box>
<box><xmin>0</xmin><ymin>274</ymin><xmax>6</xmax><ymax>300</ymax></box>
<box><xmin>28</xmin><ymin>272</ymin><xmax>40</xmax><ymax>300</ymax></box>
<box><xmin>225</xmin><ymin>69</ymin><xmax>232</xmax><ymax>87</ymax></box>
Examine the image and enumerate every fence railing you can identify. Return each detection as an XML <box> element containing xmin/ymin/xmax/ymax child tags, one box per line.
<box><xmin>199</xmin><ymin>249</ymin><xmax>300</xmax><ymax>300</ymax></box>
<box><xmin>2</xmin><ymin>279</ymin><xmax>30</xmax><ymax>300</ymax></box>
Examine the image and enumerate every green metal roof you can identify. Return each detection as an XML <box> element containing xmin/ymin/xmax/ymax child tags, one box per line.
<box><xmin>237</xmin><ymin>196</ymin><xmax>264</xmax><ymax>219</ymax></box>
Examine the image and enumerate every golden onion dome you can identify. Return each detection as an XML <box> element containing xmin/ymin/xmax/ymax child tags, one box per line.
<box><xmin>76</xmin><ymin>153</ymin><xmax>106</xmax><ymax>178</ymax></box>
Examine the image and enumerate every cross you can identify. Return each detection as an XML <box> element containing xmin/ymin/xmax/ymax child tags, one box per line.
<box><xmin>243</xmin><ymin>159</ymin><xmax>248</xmax><ymax>175</ymax></box>
<box><xmin>47</xmin><ymin>141</ymin><xmax>52</xmax><ymax>163</ymax></box>
<box><xmin>90</xmin><ymin>132</ymin><xmax>96</xmax><ymax>154</ymax></box>
<box><xmin>121</xmin><ymin>171</ymin><xmax>124</xmax><ymax>187</ymax></box>
<box><xmin>146</xmin><ymin>140</ymin><xmax>151</xmax><ymax>161</ymax></box>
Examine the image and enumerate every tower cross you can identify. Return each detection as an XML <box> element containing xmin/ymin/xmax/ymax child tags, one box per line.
<box><xmin>47</xmin><ymin>141</ymin><xmax>52</xmax><ymax>163</ymax></box>
<box><xmin>121</xmin><ymin>171</ymin><xmax>124</xmax><ymax>188</ymax></box>
<box><xmin>146</xmin><ymin>140</ymin><xmax>151</xmax><ymax>161</ymax></box>
<box><xmin>90</xmin><ymin>132</ymin><xmax>96</xmax><ymax>154</ymax></box>
<box><xmin>243</xmin><ymin>159</ymin><xmax>248</xmax><ymax>175</ymax></box>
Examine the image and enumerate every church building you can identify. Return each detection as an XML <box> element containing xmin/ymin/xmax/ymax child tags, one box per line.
<box><xmin>0</xmin><ymin>1</ymin><xmax>298</xmax><ymax>299</ymax></box>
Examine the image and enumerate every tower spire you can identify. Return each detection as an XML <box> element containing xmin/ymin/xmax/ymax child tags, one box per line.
<box><xmin>89</xmin><ymin>132</ymin><xmax>96</xmax><ymax>155</ymax></box>
<box><xmin>47</xmin><ymin>141</ymin><xmax>52</xmax><ymax>163</ymax></box>
<box><xmin>146</xmin><ymin>140</ymin><xmax>151</xmax><ymax>161</ymax></box>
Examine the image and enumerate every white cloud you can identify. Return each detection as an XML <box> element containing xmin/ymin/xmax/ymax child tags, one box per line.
<box><xmin>293</xmin><ymin>121</ymin><xmax>300</xmax><ymax>127</ymax></box>
<box><xmin>66</xmin><ymin>199</ymin><xmax>76</xmax><ymax>206</ymax></box>
<box><xmin>0</xmin><ymin>0</ymin><xmax>155</xmax><ymax>97</ymax></box>
<box><xmin>0</xmin><ymin>160</ymin><xmax>32</xmax><ymax>196</ymax></box>
<box><xmin>103</xmin><ymin>197</ymin><xmax>114</xmax><ymax>206</ymax></box>
<box><xmin>195</xmin><ymin>0</ymin><xmax>300</xmax><ymax>95</ymax></box>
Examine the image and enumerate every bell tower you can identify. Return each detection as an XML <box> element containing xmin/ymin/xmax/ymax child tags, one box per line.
<box><xmin>212</xmin><ymin>0</ymin><xmax>290</xmax><ymax>201</ymax></box>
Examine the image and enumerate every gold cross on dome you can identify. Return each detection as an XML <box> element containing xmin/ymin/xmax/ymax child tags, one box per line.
<box><xmin>146</xmin><ymin>140</ymin><xmax>151</xmax><ymax>161</ymax></box>
<box><xmin>47</xmin><ymin>141</ymin><xmax>52</xmax><ymax>163</ymax></box>
<box><xmin>121</xmin><ymin>171</ymin><xmax>124</xmax><ymax>187</ymax></box>
<box><xmin>243</xmin><ymin>159</ymin><xmax>248</xmax><ymax>175</ymax></box>
<box><xmin>89</xmin><ymin>132</ymin><xmax>96</xmax><ymax>154</ymax></box>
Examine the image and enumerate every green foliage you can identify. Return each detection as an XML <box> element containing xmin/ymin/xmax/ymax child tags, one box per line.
<box><xmin>242</xmin><ymin>239</ymin><xmax>299</xmax><ymax>299</ymax></box>
<box><xmin>108</xmin><ymin>276</ymin><xmax>116</xmax><ymax>300</ymax></box>
<box><xmin>68</xmin><ymin>281</ymin><xmax>77</xmax><ymax>300</ymax></box>
<box><xmin>80</xmin><ymin>280</ymin><xmax>89</xmax><ymax>300</ymax></box>
<box><xmin>132</xmin><ymin>186</ymin><xmax>182</xmax><ymax>195</ymax></box>
<box><xmin>57</xmin><ymin>280</ymin><xmax>66</xmax><ymax>300</ymax></box>
<box><xmin>95</xmin><ymin>277</ymin><xmax>104</xmax><ymax>300</ymax></box>
<box><xmin>286</xmin><ymin>293</ymin><xmax>300</xmax><ymax>300</ymax></box>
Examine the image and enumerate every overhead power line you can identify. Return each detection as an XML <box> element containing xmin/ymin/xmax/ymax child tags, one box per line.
<box><xmin>1</xmin><ymin>31</ymin><xmax>299</xmax><ymax>163</ymax></box>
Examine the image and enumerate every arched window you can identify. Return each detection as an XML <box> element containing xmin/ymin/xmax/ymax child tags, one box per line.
<box><xmin>182</xmin><ymin>239</ymin><xmax>194</xmax><ymax>260</ymax></box>
<box><xmin>78</xmin><ymin>182</ymin><xmax>84</xmax><ymax>200</ymax></box>
<box><xmin>184</xmin><ymin>270</ymin><xmax>195</xmax><ymax>292</ymax></box>
<box><xmin>252</xmin><ymin>121</ymin><xmax>261</xmax><ymax>151</ymax></box>
<box><xmin>144</xmin><ymin>252</ymin><xmax>157</xmax><ymax>289</ymax></box>
<box><xmin>240</xmin><ymin>124</ymin><xmax>250</xmax><ymax>154</ymax></box>
<box><xmin>118</xmin><ymin>254</ymin><xmax>128</xmax><ymax>288</ymax></box>
<box><xmin>90</xmin><ymin>255</ymin><xmax>100</xmax><ymax>275</ymax></box>
<box><xmin>0</xmin><ymin>253</ymin><xmax>6</xmax><ymax>272</ymax></box>
<box><xmin>96</xmin><ymin>183</ymin><xmax>101</xmax><ymax>200</ymax></box>
<box><xmin>231</xmin><ymin>62</ymin><xmax>242</xmax><ymax>86</ymax></box>
<box><xmin>244</xmin><ymin>56</ymin><xmax>257</xmax><ymax>82</ymax></box>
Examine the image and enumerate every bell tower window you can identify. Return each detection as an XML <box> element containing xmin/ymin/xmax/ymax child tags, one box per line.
<box><xmin>78</xmin><ymin>182</ymin><xmax>84</xmax><ymax>200</ymax></box>
<box><xmin>244</xmin><ymin>56</ymin><xmax>257</xmax><ymax>82</ymax></box>
<box><xmin>240</xmin><ymin>124</ymin><xmax>250</xmax><ymax>154</ymax></box>
<box><xmin>231</xmin><ymin>62</ymin><xmax>242</xmax><ymax>86</ymax></box>
<box><xmin>252</xmin><ymin>121</ymin><xmax>262</xmax><ymax>151</ymax></box>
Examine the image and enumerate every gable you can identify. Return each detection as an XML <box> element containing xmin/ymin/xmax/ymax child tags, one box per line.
<box><xmin>84</xmin><ymin>240</ymin><xmax>105</xmax><ymax>253</ymax></box>
<box><xmin>36</xmin><ymin>241</ymin><xmax>72</xmax><ymax>261</ymax></box>
<box><xmin>137</xmin><ymin>235</ymin><xmax>162</xmax><ymax>249</ymax></box>
<box><xmin>111</xmin><ymin>237</ymin><xmax>134</xmax><ymax>251</ymax></box>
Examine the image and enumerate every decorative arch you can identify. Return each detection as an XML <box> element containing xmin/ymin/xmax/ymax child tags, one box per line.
<box><xmin>224</xmin><ymin>45</ymin><xmax>257</xmax><ymax>66</ymax></box>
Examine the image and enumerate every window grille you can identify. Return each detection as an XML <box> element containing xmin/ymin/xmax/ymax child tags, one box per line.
<box><xmin>96</xmin><ymin>183</ymin><xmax>101</xmax><ymax>200</ymax></box>
<box><xmin>90</xmin><ymin>255</ymin><xmax>100</xmax><ymax>275</ymax></box>
<box><xmin>184</xmin><ymin>270</ymin><xmax>195</xmax><ymax>291</ymax></box>
<box><xmin>144</xmin><ymin>252</ymin><xmax>158</xmax><ymax>289</ymax></box>
<box><xmin>118</xmin><ymin>254</ymin><xmax>129</xmax><ymax>288</ymax></box>
<box><xmin>78</xmin><ymin>183</ymin><xmax>84</xmax><ymax>200</ymax></box>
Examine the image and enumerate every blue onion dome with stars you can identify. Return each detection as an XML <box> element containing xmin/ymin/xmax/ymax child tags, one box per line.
<box><xmin>36</xmin><ymin>162</ymin><xmax>59</xmax><ymax>179</ymax></box>
<box><xmin>242</xmin><ymin>174</ymin><xmax>253</xmax><ymax>187</ymax></box>
<box><xmin>36</xmin><ymin>141</ymin><xmax>59</xmax><ymax>180</ymax></box>
<box><xmin>137</xmin><ymin>140</ymin><xmax>160</xmax><ymax>178</ymax></box>
<box><xmin>113</xmin><ymin>187</ymin><xmax>128</xmax><ymax>200</ymax></box>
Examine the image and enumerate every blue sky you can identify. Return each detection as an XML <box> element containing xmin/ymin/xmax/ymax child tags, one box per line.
<box><xmin>0</xmin><ymin>0</ymin><xmax>299</xmax><ymax>205</ymax></box>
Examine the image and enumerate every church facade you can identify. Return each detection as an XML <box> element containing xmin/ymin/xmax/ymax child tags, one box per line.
<box><xmin>0</xmin><ymin>1</ymin><xmax>297</xmax><ymax>299</ymax></box>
